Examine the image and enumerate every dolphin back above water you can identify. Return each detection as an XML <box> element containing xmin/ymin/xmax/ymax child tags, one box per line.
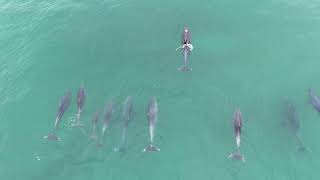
<box><xmin>143</xmin><ymin>97</ymin><xmax>160</xmax><ymax>152</ymax></box>
<box><xmin>228</xmin><ymin>109</ymin><xmax>245</xmax><ymax>162</ymax></box>
<box><xmin>55</xmin><ymin>90</ymin><xmax>72</xmax><ymax>128</ymax></box>
<box><xmin>233</xmin><ymin>110</ymin><xmax>242</xmax><ymax>148</ymax></box>
<box><xmin>77</xmin><ymin>86</ymin><xmax>86</xmax><ymax>113</ymax></box>
<box><xmin>309</xmin><ymin>88</ymin><xmax>320</xmax><ymax>112</ymax></box>
<box><xmin>44</xmin><ymin>90</ymin><xmax>72</xmax><ymax>141</ymax></box>
<box><xmin>70</xmin><ymin>86</ymin><xmax>87</xmax><ymax>128</ymax></box>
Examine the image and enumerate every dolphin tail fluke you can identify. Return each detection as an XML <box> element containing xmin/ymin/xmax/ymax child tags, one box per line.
<box><xmin>297</xmin><ymin>146</ymin><xmax>311</xmax><ymax>153</ymax></box>
<box><xmin>178</xmin><ymin>66</ymin><xmax>192</xmax><ymax>72</ymax></box>
<box><xmin>143</xmin><ymin>144</ymin><xmax>160</xmax><ymax>152</ymax></box>
<box><xmin>43</xmin><ymin>134</ymin><xmax>61</xmax><ymax>141</ymax></box>
<box><xmin>228</xmin><ymin>151</ymin><xmax>245</xmax><ymax>162</ymax></box>
<box><xmin>96</xmin><ymin>141</ymin><xmax>104</xmax><ymax>148</ymax></box>
<box><xmin>297</xmin><ymin>146</ymin><xmax>307</xmax><ymax>152</ymax></box>
<box><xmin>295</xmin><ymin>135</ymin><xmax>310</xmax><ymax>153</ymax></box>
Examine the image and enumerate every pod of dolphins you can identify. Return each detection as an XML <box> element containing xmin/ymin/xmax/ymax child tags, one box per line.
<box><xmin>44</xmin><ymin>86</ymin><xmax>160</xmax><ymax>153</ymax></box>
<box><xmin>43</xmin><ymin>27</ymin><xmax>320</xmax><ymax>162</ymax></box>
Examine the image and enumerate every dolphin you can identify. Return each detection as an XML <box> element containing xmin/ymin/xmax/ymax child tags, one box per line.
<box><xmin>114</xmin><ymin>96</ymin><xmax>134</xmax><ymax>152</ymax></box>
<box><xmin>284</xmin><ymin>100</ymin><xmax>308</xmax><ymax>152</ymax></box>
<box><xmin>90</xmin><ymin>111</ymin><xmax>100</xmax><ymax>141</ymax></box>
<box><xmin>44</xmin><ymin>90</ymin><xmax>72</xmax><ymax>141</ymax></box>
<box><xmin>71</xmin><ymin>86</ymin><xmax>86</xmax><ymax>127</ymax></box>
<box><xmin>97</xmin><ymin>101</ymin><xmax>114</xmax><ymax>146</ymax></box>
<box><xmin>76</xmin><ymin>86</ymin><xmax>86</xmax><ymax>120</ymax></box>
<box><xmin>228</xmin><ymin>109</ymin><xmax>245</xmax><ymax>162</ymax></box>
<box><xmin>308</xmin><ymin>88</ymin><xmax>320</xmax><ymax>112</ymax></box>
<box><xmin>176</xmin><ymin>27</ymin><xmax>194</xmax><ymax>72</ymax></box>
<box><xmin>143</xmin><ymin>97</ymin><xmax>160</xmax><ymax>152</ymax></box>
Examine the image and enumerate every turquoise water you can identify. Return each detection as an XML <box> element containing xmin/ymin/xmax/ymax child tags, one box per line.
<box><xmin>1</xmin><ymin>0</ymin><xmax>320</xmax><ymax>179</ymax></box>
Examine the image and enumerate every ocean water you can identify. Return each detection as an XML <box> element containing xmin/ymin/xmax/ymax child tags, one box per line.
<box><xmin>1</xmin><ymin>0</ymin><xmax>320</xmax><ymax>179</ymax></box>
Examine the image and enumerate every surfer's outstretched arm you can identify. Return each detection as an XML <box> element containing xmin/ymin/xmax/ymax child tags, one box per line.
<box><xmin>187</xmin><ymin>44</ymin><xmax>194</xmax><ymax>51</ymax></box>
<box><xmin>176</xmin><ymin>46</ymin><xmax>182</xmax><ymax>51</ymax></box>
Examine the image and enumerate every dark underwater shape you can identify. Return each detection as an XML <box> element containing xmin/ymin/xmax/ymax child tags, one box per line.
<box><xmin>284</xmin><ymin>100</ymin><xmax>309</xmax><ymax>152</ymax></box>
<box><xmin>90</xmin><ymin>111</ymin><xmax>100</xmax><ymax>141</ymax></box>
<box><xmin>114</xmin><ymin>96</ymin><xmax>134</xmax><ymax>152</ymax></box>
<box><xmin>97</xmin><ymin>101</ymin><xmax>114</xmax><ymax>147</ymax></box>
